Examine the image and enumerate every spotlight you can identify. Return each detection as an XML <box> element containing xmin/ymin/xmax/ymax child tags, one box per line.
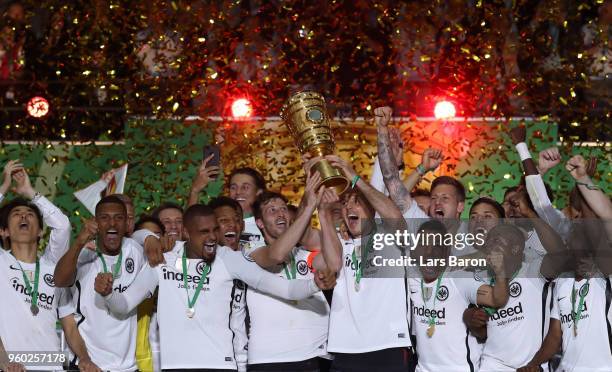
<box><xmin>26</xmin><ymin>96</ymin><xmax>50</xmax><ymax>118</ymax></box>
<box><xmin>231</xmin><ymin>98</ymin><xmax>252</xmax><ymax>118</ymax></box>
<box><xmin>434</xmin><ymin>101</ymin><xmax>456</xmax><ymax>119</ymax></box>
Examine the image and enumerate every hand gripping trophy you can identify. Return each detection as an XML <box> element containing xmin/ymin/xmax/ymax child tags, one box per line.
<box><xmin>280</xmin><ymin>91</ymin><xmax>350</xmax><ymax>194</ymax></box>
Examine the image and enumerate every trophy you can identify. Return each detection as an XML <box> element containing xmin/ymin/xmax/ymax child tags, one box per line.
<box><xmin>280</xmin><ymin>91</ymin><xmax>350</xmax><ymax>195</ymax></box>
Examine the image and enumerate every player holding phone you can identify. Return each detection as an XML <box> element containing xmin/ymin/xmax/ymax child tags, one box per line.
<box><xmin>187</xmin><ymin>145</ymin><xmax>221</xmax><ymax>207</ymax></box>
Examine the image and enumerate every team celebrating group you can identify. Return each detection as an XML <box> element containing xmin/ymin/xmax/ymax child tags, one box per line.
<box><xmin>0</xmin><ymin>107</ymin><xmax>610</xmax><ymax>372</ymax></box>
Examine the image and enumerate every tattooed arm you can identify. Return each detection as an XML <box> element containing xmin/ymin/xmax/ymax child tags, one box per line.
<box><xmin>375</xmin><ymin>106</ymin><xmax>413</xmax><ymax>213</ymax></box>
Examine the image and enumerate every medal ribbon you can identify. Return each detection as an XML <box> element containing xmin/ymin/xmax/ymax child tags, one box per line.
<box><xmin>13</xmin><ymin>255</ymin><xmax>40</xmax><ymax>311</ymax></box>
<box><xmin>352</xmin><ymin>227</ymin><xmax>376</xmax><ymax>288</ymax></box>
<box><xmin>182</xmin><ymin>247</ymin><xmax>211</xmax><ymax>311</ymax></box>
<box><xmin>421</xmin><ymin>271</ymin><xmax>444</xmax><ymax>328</ymax></box>
<box><xmin>96</xmin><ymin>248</ymin><xmax>123</xmax><ymax>279</ymax></box>
<box><xmin>282</xmin><ymin>252</ymin><xmax>297</xmax><ymax>280</ymax></box>
<box><xmin>571</xmin><ymin>279</ymin><xmax>589</xmax><ymax>332</ymax></box>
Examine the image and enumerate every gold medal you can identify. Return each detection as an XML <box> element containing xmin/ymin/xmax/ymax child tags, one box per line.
<box><xmin>186</xmin><ymin>307</ymin><xmax>195</xmax><ymax>318</ymax></box>
<box><xmin>427</xmin><ymin>323</ymin><xmax>435</xmax><ymax>338</ymax></box>
<box><xmin>30</xmin><ymin>304</ymin><xmax>39</xmax><ymax>316</ymax></box>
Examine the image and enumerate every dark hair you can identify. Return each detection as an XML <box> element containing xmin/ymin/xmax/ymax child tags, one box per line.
<box><xmin>134</xmin><ymin>215</ymin><xmax>165</xmax><ymax>234</ymax></box>
<box><xmin>503</xmin><ymin>184</ymin><xmax>536</xmax><ymax>214</ymax></box>
<box><xmin>95</xmin><ymin>195</ymin><xmax>127</xmax><ymax>216</ymax></box>
<box><xmin>470</xmin><ymin>197</ymin><xmax>505</xmax><ymax>218</ymax></box>
<box><xmin>411</xmin><ymin>189</ymin><xmax>431</xmax><ymax>198</ymax></box>
<box><xmin>2</xmin><ymin>198</ymin><xmax>43</xmax><ymax>229</ymax></box>
<box><xmin>503</xmin><ymin>186</ymin><xmax>519</xmax><ymax>200</ymax></box>
<box><xmin>417</xmin><ymin>219</ymin><xmax>447</xmax><ymax>235</ymax></box>
<box><xmin>0</xmin><ymin>203</ymin><xmax>8</xmax><ymax>229</ymax></box>
<box><xmin>431</xmin><ymin>176</ymin><xmax>466</xmax><ymax>202</ymax></box>
<box><xmin>208</xmin><ymin>196</ymin><xmax>243</xmax><ymax>216</ymax></box>
<box><xmin>229</xmin><ymin>167</ymin><xmax>267</xmax><ymax>191</ymax></box>
<box><xmin>152</xmin><ymin>202</ymin><xmax>183</xmax><ymax>219</ymax></box>
<box><xmin>253</xmin><ymin>191</ymin><xmax>288</xmax><ymax>220</ymax></box>
<box><xmin>340</xmin><ymin>189</ymin><xmax>375</xmax><ymax>218</ymax></box>
<box><xmin>183</xmin><ymin>204</ymin><xmax>215</xmax><ymax>226</ymax></box>
<box><xmin>486</xmin><ymin>224</ymin><xmax>525</xmax><ymax>251</ymax></box>
<box><xmin>109</xmin><ymin>193</ymin><xmax>133</xmax><ymax>208</ymax></box>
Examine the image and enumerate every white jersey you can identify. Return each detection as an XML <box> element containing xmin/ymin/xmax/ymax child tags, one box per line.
<box><xmin>408</xmin><ymin>273</ymin><xmax>483</xmax><ymax>372</ymax></box>
<box><xmin>247</xmin><ymin>246</ymin><xmax>329</xmax><ymax>364</ymax></box>
<box><xmin>327</xmin><ymin>235</ymin><xmax>412</xmax><ymax>353</ymax></box>
<box><xmin>478</xmin><ymin>260</ymin><xmax>553</xmax><ymax>371</ymax></box>
<box><xmin>70</xmin><ymin>238</ymin><xmax>147</xmax><ymax>372</ymax></box>
<box><xmin>241</xmin><ymin>216</ymin><xmax>265</xmax><ymax>254</ymax></box>
<box><xmin>103</xmin><ymin>244</ymin><xmax>320</xmax><ymax>371</ymax></box>
<box><xmin>552</xmin><ymin>276</ymin><xmax>612</xmax><ymax>372</ymax></box>
<box><xmin>0</xmin><ymin>250</ymin><xmax>72</xmax><ymax>371</ymax></box>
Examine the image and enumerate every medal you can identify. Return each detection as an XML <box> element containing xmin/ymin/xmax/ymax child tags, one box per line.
<box><xmin>427</xmin><ymin>323</ymin><xmax>435</xmax><ymax>338</ymax></box>
<box><xmin>421</xmin><ymin>272</ymin><xmax>444</xmax><ymax>339</ymax></box>
<box><xmin>96</xmin><ymin>248</ymin><xmax>123</xmax><ymax>279</ymax></box>
<box><xmin>12</xmin><ymin>255</ymin><xmax>40</xmax><ymax>317</ymax></box>
<box><xmin>354</xmin><ymin>280</ymin><xmax>360</xmax><ymax>292</ymax></box>
<box><xmin>186</xmin><ymin>307</ymin><xmax>195</xmax><ymax>318</ymax></box>
<box><xmin>182</xmin><ymin>247</ymin><xmax>210</xmax><ymax>320</ymax></box>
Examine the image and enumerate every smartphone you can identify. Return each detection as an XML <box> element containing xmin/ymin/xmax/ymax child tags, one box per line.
<box><xmin>203</xmin><ymin>145</ymin><xmax>221</xmax><ymax>181</ymax></box>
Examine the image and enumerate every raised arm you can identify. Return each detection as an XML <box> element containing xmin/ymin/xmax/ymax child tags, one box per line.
<box><xmin>375</xmin><ymin>106</ymin><xmax>413</xmax><ymax>213</ymax></box>
<box><xmin>0</xmin><ymin>160</ymin><xmax>23</xmax><ymax>200</ymax></box>
<box><xmin>567</xmin><ymin>155</ymin><xmax>612</xmax><ymax>219</ymax></box>
<box><xmin>326</xmin><ymin>154</ymin><xmax>405</xmax><ymax>222</ymax></box>
<box><xmin>103</xmin><ymin>264</ymin><xmax>158</xmax><ymax>315</ymax></box>
<box><xmin>475</xmin><ymin>248</ymin><xmax>509</xmax><ymax>308</ymax></box>
<box><xmin>12</xmin><ymin>169</ymin><xmax>71</xmax><ymax>264</ymax></box>
<box><xmin>510</xmin><ymin>128</ymin><xmax>570</xmax><ymax>238</ymax></box>
<box><xmin>317</xmin><ymin>188</ymin><xmax>343</xmax><ymax>272</ymax></box>
<box><xmin>225</xmin><ymin>250</ymin><xmax>320</xmax><ymax>300</ymax></box>
<box><xmin>250</xmin><ymin>171</ymin><xmax>323</xmax><ymax>268</ymax></box>
<box><xmin>54</xmin><ymin>219</ymin><xmax>98</xmax><ymax>287</ymax></box>
<box><xmin>187</xmin><ymin>154</ymin><xmax>220</xmax><ymax>207</ymax></box>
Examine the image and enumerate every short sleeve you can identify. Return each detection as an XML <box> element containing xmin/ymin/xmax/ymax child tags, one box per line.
<box><xmin>551</xmin><ymin>291</ymin><xmax>560</xmax><ymax>320</ymax></box>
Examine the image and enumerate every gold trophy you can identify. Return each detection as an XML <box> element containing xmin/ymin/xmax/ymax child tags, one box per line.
<box><xmin>280</xmin><ymin>91</ymin><xmax>350</xmax><ymax>195</ymax></box>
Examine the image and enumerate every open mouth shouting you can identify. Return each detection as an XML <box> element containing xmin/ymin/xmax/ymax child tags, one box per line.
<box><xmin>275</xmin><ymin>217</ymin><xmax>287</xmax><ymax>227</ymax></box>
<box><xmin>18</xmin><ymin>221</ymin><xmax>29</xmax><ymax>231</ymax></box>
<box><xmin>105</xmin><ymin>229</ymin><xmax>121</xmax><ymax>245</ymax></box>
<box><xmin>222</xmin><ymin>231</ymin><xmax>238</xmax><ymax>246</ymax></box>
<box><xmin>203</xmin><ymin>242</ymin><xmax>217</xmax><ymax>254</ymax></box>
<box><xmin>433</xmin><ymin>208</ymin><xmax>445</xmax><ymax>218</ymax></box>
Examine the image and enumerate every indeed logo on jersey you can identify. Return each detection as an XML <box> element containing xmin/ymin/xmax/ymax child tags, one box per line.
<box><xmin>413</xmin><ymin>305</ymin><xmax>446</xmax><ymax>320</ymax></box>
<box><xmin>344</xmin><ymin>254</ymin><xmax>361</xmax><ymax>273</ymax></box>
<box><xmin>560</xmin><ymin>302</ymin><xmax>589</xmax><ymax>325</ymax></box>
<box><xmin>10</xmin><ymin>277</ymin><xmax>54</xmax><ymax>309</ymax></box>
<box><xmin>489</xmin><ymin>302</ymin><xmax>525</xmax><ymax>325</ymax></box>
<box><xmin>162</xmin><ymin>267</ymin><xmax>210</xmax><ymax>285</ymax></box>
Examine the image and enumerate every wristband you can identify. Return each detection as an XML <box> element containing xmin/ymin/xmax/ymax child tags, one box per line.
<box><xmin>31</xmin><ymin>192</ymin><xmax>42</xmax><ymax>202</ymax></box>
<box><xmin>576</xmin><ymin>181</ymin><xmax>600</xmax><ymax>190</ymax></box>
<box><xmin>515</xmin><ymin>142</ymin><xmax>531</xmax><ymax>161</ymax></box>
<box><xmin>350</xmin><ymin>175</ymin><xmax>360</xmax><ymax>189</ymax></box>
<box><xmin>416</xmin><ymin>164</ymin><xmax>427</xmax><ymax>176</ymax></box>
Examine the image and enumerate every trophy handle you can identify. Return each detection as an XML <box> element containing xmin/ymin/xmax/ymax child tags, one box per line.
<box><xmin>313</xmin><ymin>159</ymin><xmax>350</xmax><ymax>195</ymax></box>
